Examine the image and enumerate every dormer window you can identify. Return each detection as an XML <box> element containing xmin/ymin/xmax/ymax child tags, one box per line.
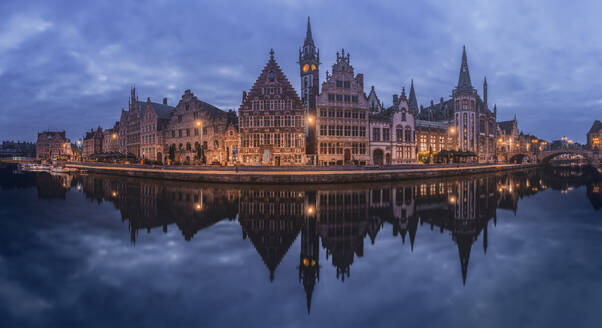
<box><xmin>268</xmin><ymin>71</ymin><xmax>275</xmax><ymax>81</ymax></box>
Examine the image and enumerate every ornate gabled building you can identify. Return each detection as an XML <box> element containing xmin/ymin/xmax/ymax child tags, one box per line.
<box><xmin>316</xmin><ymin>49</ymin><xmax>370</xmax><ymax>165</ymax></box>
<box><xmin>418</xmin><ymin>47</ymin><xmax>497</xmax><ymax>162</ymax></box>
<box><xmin>36</xmin><ymin>130</ymin><xmax>72</xmax><ymax>160</ymax></box>
<box><xmin>140</xmin><ymin>97</ymin><xmax>175</xmax><ymax>162</ymax></box>
<box><xmin>164</xmin><ymin>89</ymin><xmax>233</xmax><ymax>165</ymax></box>
<box><xmin>83</xmin><ymin>127</ymin><xmax>103</xmax><ymax>159</ymax></box>
<box><xmin>369</xmin><ymin>87</ymin><xmax>417</xmax><ymax>164</ymax></box>
<box><xmin>496</xmin><ymin>116</ymin><xmax>519</xmax><ymax>162</ymax></box>
<box><xmin>102</xmin><ymin>122</ymin><xmax>120</xmax><ymax>154</ymax></box>
<box><xmin>239</xmin><ymin>49</ymin><xmax>307</xmax><ymax>166</ymax></box>
<box><xmin>366</xmin><ymin>86</ymin><xmax>384</xmax><ymax>112</ymax></box>
<box><xmin>299</xmin><ymin>17</ymin><xmax>320</xmax><ymax>160</ymax></box>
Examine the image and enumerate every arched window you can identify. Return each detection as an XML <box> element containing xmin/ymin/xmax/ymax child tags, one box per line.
<box><xmin>396</xmin><ymin>125</ymin><xmax>403</xmax><ymax>142</ymax></box>
<box><xmin>186</xmin><ymin>143</ymin><xmax>191</xmax><ymax>151</ymax></box>
<box><xmin>405</xmin><ymin>127</ymin><xmax>412</xmax><ymax>143</ymax></box>
<box><xmin>214</xmin><ymin>140</ymin><xmax>219</xmax><ymax>149</ymax></box>
<box><xmin>178</xmin><ymin>143</ymin><xmax>183</xmax><ymax>150</ymax></box>
<box><xmin>402</xmin><ymin>112</ymin><xmax>406</xmax><ymax>121</ymax></box>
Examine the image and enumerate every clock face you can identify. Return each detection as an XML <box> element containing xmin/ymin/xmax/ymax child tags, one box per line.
<box><xmin>302</xmin><ymin>64</ymin><xmax>309</xmax><ymax>73</ymax></box>
<box><xmin>311</xmin><ymin>64</ymin><xmax>317</xmax><ymax>71</ymax></box>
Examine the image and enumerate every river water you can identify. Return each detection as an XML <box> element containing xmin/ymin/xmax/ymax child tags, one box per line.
<box><xmin>0</xmin><ymin>165</ymin><xmax>601</xmax><ymax>327</ymax></box>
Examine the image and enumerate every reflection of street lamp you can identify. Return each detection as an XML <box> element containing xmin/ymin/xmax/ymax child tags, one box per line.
<box><xmin>306</xmin><ymin>206</ymin><xmax>315</xmax><ymax>215</ymax></box>
<box><xmin>195</xmin><ymin>120</ymin><xmax>202</xmax><ymax>127</ymax></box>
<box><xmin>307</xmin><ymin>115</ymin><xmax>315</xmax><ymax>124</ymax></box>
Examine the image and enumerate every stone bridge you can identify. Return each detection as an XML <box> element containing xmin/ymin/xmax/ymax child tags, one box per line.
<box><xmin>507</xmin><ymin>149</ymin><xmax>601</xmax><ymax>165</ymax></box>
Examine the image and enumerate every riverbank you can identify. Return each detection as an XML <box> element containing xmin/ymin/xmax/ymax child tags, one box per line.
<box><xmin>65</xmin><ymin>162</ymin><xmax>540</xmax><ymax>184</ymax></box>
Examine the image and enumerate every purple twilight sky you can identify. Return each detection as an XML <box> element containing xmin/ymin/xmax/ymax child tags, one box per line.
<box><xmin>0</xmin><ymin>0</ymin><xmax>601</xmax><ymax>143</ymax></box>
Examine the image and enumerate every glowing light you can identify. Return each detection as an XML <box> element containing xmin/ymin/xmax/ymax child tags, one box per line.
<box><xmin>112</xmin><ymin>133</ymin><xmax>117</xmax><ymax>139</ymax></box>
<box><xmin>307</xmin><ymin>115</ymin><xmax>315</xmax><ymax>124</ymax></box>
<box><xmin>302</xmin><ymin>64</ymin><xmax>309</xmax><ymax>73</ymax></box>
<box><xmin>306</xmin><ymin>206</ymin><xmax>315</xmax><ymax>215</ymax></box>
<box><xmin>111</xmin><ymin>191</ymin><xmax>117</xmax><ymax>197</ymax></box>
<box><xmin>194</xmin><ymin>203</ymin><xmax>202</xmax><ymax>211</ymax></box>
<box><xmin>195</xmin><ymin>120</ymin><xmax>202</xmax><ymax>127</ymax></box>
<box><xmin>303</xmin><ymin>258</ymin><xmax>309</xmax><ymax>266</ymax></box>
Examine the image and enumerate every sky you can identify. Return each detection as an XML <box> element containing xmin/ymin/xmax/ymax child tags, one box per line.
<box><xmin>0</xmin><ymin>0</ymin><xmax>601</xmax><ymax>143</ymax></box>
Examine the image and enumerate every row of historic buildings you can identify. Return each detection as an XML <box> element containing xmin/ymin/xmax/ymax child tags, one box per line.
<box><xmin>77</xmin><ymin>17</ymin><xmax>561</xmax><ymax>165</ymax></box>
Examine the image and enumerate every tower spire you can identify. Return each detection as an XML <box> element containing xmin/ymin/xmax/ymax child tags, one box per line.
<box><xmin>457</xmin><ymin>45</ymin><xmax>473</xmax><ymax>93</ymax></box>
<box><xmin>408</xmin><ymin>79</ymin><xmax>418</xmax><ymax>115</ymax></box>
<box><xmin>304</xmin><ymin>16</ymin><xmax>314</xmax><ymax>46</ymax></box>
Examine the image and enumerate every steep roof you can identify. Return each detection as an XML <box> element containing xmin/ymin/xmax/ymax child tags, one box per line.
<box><xmin>498</xmin><ymin>119</ymin><xmax>517</xmax><ymax>134</ymax></box>
<box><xmin>588</xmin><ymin>120</ymin><xmax>602</xmax><ymax>134</ymax></box>
<box><xmin>456</xmin><ymin>46</ymin><xmax>473</xmax><ymax>94</ymax></box>
<box><xmin>408</xmin><ymin>79</ymin><xmax>419</xmax><ymax>115</ymax></box>
<box><xmin>143</xmin><ymin>100</ymin><xmax>175</xmax><ymax>119</ymax></box>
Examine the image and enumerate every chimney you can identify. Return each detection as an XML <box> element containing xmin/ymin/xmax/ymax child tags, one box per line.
<box><xmin>163</xmin><ymin>97</ymin><xmax>167</xmax><ymax>105</ymax></box>
<box><xmin>356</xmin><ymin>73</ymin><xmax>364</xmax><ymax>90</ymax></box>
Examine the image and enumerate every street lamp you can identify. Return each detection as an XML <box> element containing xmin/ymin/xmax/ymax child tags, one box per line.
<box><xmin>307</xmin><ymin>115</ymin><xmax>315</xmax><ymax>124</ymax></box>
<box><xmin>195</xmin><ymin>120</ymin><xmax>202</xmax><ymax>127</ymax></box>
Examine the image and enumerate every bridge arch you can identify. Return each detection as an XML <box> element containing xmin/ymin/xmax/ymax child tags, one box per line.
<box><xmin>509</xmin><ymin>153</ymin><xmax>531</xmax><ymax>164</ymax></box>
<box><xmin>539</xmin><ymin>150</ymin><xmax>592</xmax><ymax>164</ymax></box>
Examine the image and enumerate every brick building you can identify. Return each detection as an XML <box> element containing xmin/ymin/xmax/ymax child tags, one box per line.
<box><xmin>164</xmin><ymin>89</ymin><xmax>233</xmax><ymax>165</ymax></box>
<box><xmin>316</xmin><ymin>49</ymin><xmax>369</xmax><ymax>165</ymax></box>
<box><xmin>36</xmin><ymin>131</ymin><xmax>72</xmax><ymax>160</ymax></box>
<box><xmin>140</xmin><ymin>97</ymin><xmax>175</xmax><ymax>162</ymax></box>
<box><xmin>102</xmin><ymin>122</ymin><xmax>120</xmax><ymax>153</ymax></box>
<box><xmin>83</xmin><ymin>127</ymin><xmax>103</xmax><ymax>159</ymax></box>
<box><xmin>239</xmin><ymin>49</ymin><xmax>306</xmax><ymax>166</ymax></box>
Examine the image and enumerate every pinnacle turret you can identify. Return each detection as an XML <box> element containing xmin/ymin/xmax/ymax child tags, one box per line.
<box><xmin>408</xmin><ymin>79</ymin><xmax>419</xmax><ymax>115</ymax></box>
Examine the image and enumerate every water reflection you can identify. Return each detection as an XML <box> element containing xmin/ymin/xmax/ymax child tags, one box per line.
<box><xmin>3</xmin><ymin>165</ymin><xmax>599</xmax><ymax>316</ymax></box>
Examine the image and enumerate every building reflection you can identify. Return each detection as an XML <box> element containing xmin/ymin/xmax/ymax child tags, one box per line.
<box><xmin>55</xmin><ymin>167</ymin><xmax>600</xmax><ymax>313</ymax></box>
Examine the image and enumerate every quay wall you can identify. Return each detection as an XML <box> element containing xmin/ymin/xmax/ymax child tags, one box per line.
<box><xmin>65</xmin><ymin>162</ymin><xmax>541</xmax><ymax>184</ymax></box>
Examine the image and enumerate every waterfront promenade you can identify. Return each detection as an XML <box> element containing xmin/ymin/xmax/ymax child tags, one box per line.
<box><xmin>66</xmin><ymin>162</ymin><xmax>539</xmax><ymax>184</ymax></box>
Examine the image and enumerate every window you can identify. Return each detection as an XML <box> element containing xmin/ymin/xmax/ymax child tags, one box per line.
<box><xmin>194</xmin><ymin>128</ymin><xmax>199</xmax><ymax>136</ymax></box>
<box><xmin>336</xmin><ymin>110</ymin><xmax>343</xmax><ymax>118</ymax></box>
<box><xmin>178</xmin><ymin>115</ymin><xmax>182</xmax><ymax>122</ymax></box>
<box><xmin>171</xmin><ymin>130</ymin><xmax>175</xmax><ymax>138</ymax></box>
<box><xmin>274</xmin><ymin>133</ymin><xmax>281</xmax><ymax>147</ymax></box>
<box><xmin>336</xmin><ymin>94</ymin><xmax>343</xmax><ymax>102</ymax></box>
<box><xmin>336</xmin><ymin>80</ymin><xmax>343</xmax><ymax>87</ymax></box>
<box><xmin>344</xmin><ymin>95</ymin><xmax>351</xmax><ymax>103</ymax></box>
<box><xmin>351</xmin><ymin>96</ymin><xmax>358</xmax><ymax>103</ymax></box>
<box><xmin>359</xmin><ymin>126</ymin><xmax>366</xmax><ymax>137</ymax></box>
<box><xmin>344</xmin><ymin>126</ymin><xmax>351</xmax><ymax>136</ymax></box>
<box><xmin>214</xmin><ymin>140</ymin><xmax>219</xmax><ymax>149</ymax></box>
<box><xmin>328</xmin><ymin>125</ymin><xmax>335</xmax><ymax>136</ymax></box>
<box><xmin>352</xmin><ymin>110</ymin><xmax>359</xmax><ymax>119</ymax></box>
<box><xmin>320</xmin><ymin>125</ymin><xmax>327</xmax><ymax>136</ymax></box>
<box><xmin>329</xmin><ymin>109</ymin><xmax>335</xmax><ymax>117</ymax></box>
<box><xmin>336</xmin><ymin>126</ymin><xmax>343</xmax><ymax>136</ymax></box>
<box><xmin>321</xmin><ymin>109</ymin><xmax>327</xmax><ymax>117</ymax></box>
<box><xmin>178</xmin><ymin>129</ymin><xmax>182</xmax><ymax>137</ymax></box>
<box><xmin>373</xmin><ymin>128</ymin><xmax>381</xmax><ymax>141</ymax></box>
<box><xmin>352</xmin><ymin>126</ymin><xmax>358</xmax><ymax>137</ymax></box>
<box><xmin>186</xmin><ymin>129</ymin><xmax>190</xmax><ymax>137</ymax></box>
<box><xmin>274</xmin><ymin>116</ymin><xmax>280</xmax><ymax>127</ymax></box>
<box><xmin>402</xmin><ymin>112</ymin><xmax>406</xmax><ymax>121</ymax></box>
<box><xmin>344</xmin><ymin>81</ymin><xmax>351</xmax><ymax>88</ymax></box>
<box><xmin>405</xmin><ymin>127</ymin><xmax>412</xmax><ymax>143</ymax></box>
<box><xmin>264</xmin><ymin>133</ymin><xmax>271</xmax><ymax>145</ymax></box>
<box><xmin>320</xmin><ymin>142</ymin><xmax>327</xmax><ymax>154</ymax></box>
<box><xmin>383</xmin><ymin>128</ymin><xmax>390</xmax><ymax>141</ymax></box>
<box><xmin>420</xmin><ymin>135</ymin><xmax>427</xmax><ymax>152</ymax></box>
<box><xmin>328</xmin><ymin>94</ymin><xmax>335</xmax><ymax>102</ymax></box>
<box><xmin>295</xmin><ymin>116</ymin><xmax>301</xmax><ymax>127</ymax></box>
<box><xmin>344</xmin><ymin>110</ymin><xmax>351</xmax><ymax>118</ymax></box>
<box><xmin>285</xmin><ymin>116</ymin><xmax>291</xmax><ymax>127</ymax></box>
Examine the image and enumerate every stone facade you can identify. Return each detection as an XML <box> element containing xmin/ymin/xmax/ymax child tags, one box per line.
<box><xmin>369</xmin><ymin>89</ymin><xmax>416</xmax><ymax>165</ymax></box>
<box><xmin>496</xmin><ymin>117</ymin><xmax>519</xmax><ymax>162</ymax></box>
<box><xmin>418</xmin><ymin>47</ymin><xmax>497</xmax><ymax>163</ymax></box>
<box><xmin>36</xmin><ymin>131</ymin><xmax>71</xmax><ymax>160</ymax></box>
<box><xmin>239</xmin><ymin>50</ymin><xmax>306</xmax><ymax>166</ymax></box>
<box><xmin>102</xmin><ymin>122</ymin><xmax>120</xmax><ymax>153</ymax></box>
<box><xmin>316</xmin><ymin>49</ymin><xmax>369</xmax><ymax>165</ymax></box>
<box><xmin>587</xmin><ymin>120</ymin><xmax>601</xmax><ymax>150</ymax></box>
<box><xmin>415</xmin><ymin>120</ymin><xmax>452</xmax><ymax>154</ymax></box>
<box><xmin>83</xmin><ymin>127</ymin><xmax>104</xmax><ymax>159</ymax></box>
<box><xmin>164</xmin><ymin>89</ymin><xmax>233</xmax><ymax>165</ymax></box>
<box><xmin>140</xmin><ymin>97</ymin><xmax>175</xmax><ymax>162</ymax></box>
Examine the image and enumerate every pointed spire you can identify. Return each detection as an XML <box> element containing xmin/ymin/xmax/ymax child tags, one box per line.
<box><xmin>269</xmin><ymin>48</ymin><xmax>275</xmax><ymax>61</ymax></box>
<box><xmin>400</xmin><ymin>87</ymin><xmax>407</xmax><ymax>101</ymax></box>
<box><xmin>456</xmin><ymin>45</ymin><xmax>473</xmax><ymax>93</ymax></box>
<box><xmin>408</xmin><ymin>79</ymin><xmax>418</xmax><ymax>115</ymax></box>
<box><xmin>304</xmin><ymin>16</ymin><xmax>314</xmax><ymax>46</ymax></box>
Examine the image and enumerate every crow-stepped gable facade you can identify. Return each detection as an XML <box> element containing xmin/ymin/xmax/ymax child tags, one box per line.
<box><xmin>239</xmin><ymin>49</ymin><xmax>307</xmax><ymax>166</ymax></box>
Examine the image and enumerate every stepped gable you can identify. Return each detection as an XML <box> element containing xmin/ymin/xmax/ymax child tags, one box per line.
<box><xmin>241</xmin><ymin>49</ymin><xmax>304</xmax><ymax>110</ymax></box>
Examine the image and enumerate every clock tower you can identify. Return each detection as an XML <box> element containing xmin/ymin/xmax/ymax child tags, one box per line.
<box><xmin>299</xmin><ymin>17</ymin><xmax>320</xmax><ymax>159</ymax></box>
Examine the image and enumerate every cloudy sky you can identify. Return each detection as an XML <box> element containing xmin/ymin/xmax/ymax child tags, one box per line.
<box><xmin>1</xmin><ymin>0</ymin><xmax>601</xmax><ymax>143</ymax></box>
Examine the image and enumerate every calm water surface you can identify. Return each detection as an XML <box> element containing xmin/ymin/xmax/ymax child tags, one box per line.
<box><xmin>0</xmin><ymin>165</ymin><xmax>601</xmax><ymax>327</ymax></box>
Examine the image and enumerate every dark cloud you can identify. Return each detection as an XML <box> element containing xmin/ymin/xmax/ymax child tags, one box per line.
<box><xmin>1</xmin><ymin>0</ymin><xmax>601</xmax><ymax>143</ymax></box>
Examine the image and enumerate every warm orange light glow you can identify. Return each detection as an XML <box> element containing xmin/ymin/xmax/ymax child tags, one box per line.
<box><xmin>302</xmin><ymin>64</ymin><xmax>309</xmax><ymax>72</ymax></box>
<box><xmin>306</xmin><ymin>206</ymin><xmax>315</xmax><ymax>215</ymax></box>
<box><xmin>307</xmin><ymin>115</ymin><xmax>314</xmax><ymax>124</ymax></box>
<box><xmin>194</xmin><ymin>203</ymin><xmax>202</xmax><ymax>211</ymax></box>
<box><xmin>195</xmin><ymin>120</ymin><xmax>202</xmax><ymax>127</ymax></box>
<box><xmin>112</xmin><ymin>133</ymin><xmax>117</xmax><ymax>139</ymax></box>
<box><xmin>311</xmin><ymin>64</ymin><xmax>317</xmax><ymax>71</ymax></box>
<box><xmin>303</xmin><ymin>258</ymin><xmax>309</xmax><ymax>266</ymax></box>
<box><xmin>111</xmin><ymin>191</ymin><xmax>117</xmax><ymax>197</ymax></box>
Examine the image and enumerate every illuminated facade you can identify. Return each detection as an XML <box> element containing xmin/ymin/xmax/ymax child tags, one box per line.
<box><xmin>587</xmin><ymin>120</ymin><xmax>601</xmax><ymax>150</ymax></box>
<box><xmin>316</xmin><ymin>49</ymin><xmax>370</xmax><ymax>165</ymax></box>
<box><xmin>239</xmin><ymin>50</ymin><xmax>307</xmax><ymax>166</ymax></box>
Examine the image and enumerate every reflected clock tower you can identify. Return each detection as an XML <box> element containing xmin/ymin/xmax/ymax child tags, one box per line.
<box><xmin>299</xmin><ymin>16</ymin><xmax>320</xmax><ymax>160</ymax></box>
